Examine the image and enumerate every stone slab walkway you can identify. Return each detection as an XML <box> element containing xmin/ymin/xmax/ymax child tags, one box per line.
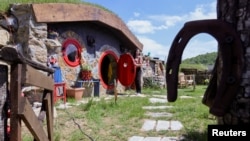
<box><xmin>128</xmin><ymin>95</ymin><xmax>184</xmax><ymax>141</ymax></box>
<box><xmin>128</xmin><ymin>136</ymin><xmax>182</xmax><ymax>141</ymax></box>
<box><xmin>141</xmin><ymin>119</ymin><xmax>183</xmax><ymax>131</ymax></box>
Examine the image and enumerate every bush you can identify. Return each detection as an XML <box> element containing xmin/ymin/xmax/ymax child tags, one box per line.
<box><xmin>143</xmin><ymin>77</ymin><xmax>161</xmax><ymax>89</ymax></box>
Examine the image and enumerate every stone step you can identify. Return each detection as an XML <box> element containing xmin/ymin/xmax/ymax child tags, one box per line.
<box><xmin>142</xmin><ymin>105</ymin><xmax>173</xmax><ymax>110</ymax></box>
<box><xmin>141</xmin><ymin>119</ymin><xmax>183</xmax><ymax>131</ymax></box>
<box><xmin>145</xmin><ymin>112</ymin><xmax>173</xmax><ymax>118</ymax></box>
<box><xmin>149</xmin><ymin>98</ymin><xmax>168</xmax><ymax>103</ymax></box>
<box><xmin>128</xmin><ymin>136</ymin><xmax>182</xmax><ymax>141</ymax></box>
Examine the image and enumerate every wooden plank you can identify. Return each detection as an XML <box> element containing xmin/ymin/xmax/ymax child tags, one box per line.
<box><xmin>44</xmin><ymin>93</ymin><xmax>53</xmax><ymax>141</ymax></box>
<box><xmin>0</xmin><ymin>65</ymin><xmax>8</xmax><ymax>141</ymax></box>
<box><xmin>18</xmin><ymin>97</ymin><xmax>49</xmax><ymax>141</ymax></box>
<box><xmin>22</xmin><ymin>64</ymin><xmax>54</xmax><ymax>90</ymax></box>
<box><xmin>10</xmin><ymin>64</ymin><xmax>22</xmax><ymax>141</ymax></box>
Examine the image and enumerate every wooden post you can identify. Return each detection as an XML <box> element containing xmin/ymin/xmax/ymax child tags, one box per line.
<box><xmin>10</xmin><ymin>64</ymin><xmax>22</xmax><ymax>141</ymax></box>
<box><xmin>0</xmin><ymin>65</ymin><xmax>8</xmax><ymax>141</ymax></box>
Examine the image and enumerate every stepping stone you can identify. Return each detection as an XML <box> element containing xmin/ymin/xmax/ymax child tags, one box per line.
<box><xmin>149</xmin><ymin>98</ymin><xmax>168</xmax><ymax>103</ymax></box>
<box><xmin>128</xmin><ymin>136</ymin><xmax>144</xmax><ymax>141</ymax></box>
<box><xmin>156</xmin><ymin>120</ymin><xmax>170</xmax><ymax>131</ymax></box>
<box><xmin>56</xmin><ymin>103</ymin><xmax>73</xmax><ymax>109</ymax></box>
<box><xmin>141</xmin><ymin>119</ymin><xmax>156</xmax><ymax>131</ymax></box>
<box><xmin>161</xmin><ymin>137</ymin><xmax>182</xmax><ymax>141</ymax></box>
<box><xmin>142</xmin><ymin>106</ymin><xmax>173</xmax><ymax>110</ymax></box>
<box><xmin>156</xmin><ymin>120</ymin><xmax>183</xmax><ymax>131</ymax></box>
<box><xmin>143</xmin><ymin>137</ymin><xmax>161</xmax><ymax>141</ymax></box>
<box><xmin>151</xmin><ymin>91</ymin><xmax>161</xmax><ymax>94</ymax></box>
<box><xmin>104</xmin><ymin>96</ymin><xmax>114</xmax><ymax>100</ymax></box>
<box><xmin>128</xmin><ymin>136</ymin><xmax>182</xmax><ymax>141</ymax></box>
<box><xmin>179</xmin><ymin>96</ymin><xmax>194</xmax><ymax>99</ymax></box>
<box><xmin>152</xmin><ymin>95</ymin><xmax>167</xmax><ymax>99</ymax></box>
<box><xmin>169</xmin><ymin>120</ymin><xmax>183</xmax><ymax>130</ymax></box>
<box><xmin>145</xmin><ymin>112</ymin><xmax>173</xmax><ymax>118</ymax></box>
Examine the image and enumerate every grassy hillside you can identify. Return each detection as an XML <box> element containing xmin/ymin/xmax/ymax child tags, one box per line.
<box><xmin>180</xmin><ymin>52</ymin><xmax>217</xmax><ymax>71</ymax></box>
<box><xmin>0</xmin><ymin>0</ymin><xmax>113</xmax><ymax>13</ymax></box>
<box><xmin>0</xmin><ymin>0</ymin><xmax>80</xmax><ymax>12</ymax></box>
<box><xmin>182</xmin><ymin>52</ymin><xmax>217</xmax><ymax>65</ymax></box>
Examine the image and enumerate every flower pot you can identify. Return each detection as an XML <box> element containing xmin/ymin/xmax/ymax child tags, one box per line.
<box><xmin>80</xmin><ymin>70</ymin><xmax>92</xmax><ymax>80</ymax></box>
<box><xmin>66</xmin><ymin>88</ymin><xmax>85</xmax><ymax>101</ymax></box>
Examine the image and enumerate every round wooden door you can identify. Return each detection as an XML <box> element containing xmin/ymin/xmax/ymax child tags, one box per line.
<box><xmin>98</xmin><ymin>51</ymin><xmax>118</xmax><ymax>89</ymax></box>
<box><xmin>117</xmin><ymin>53</ymin><xmax>136</xmax><ymax>86</ymax></box>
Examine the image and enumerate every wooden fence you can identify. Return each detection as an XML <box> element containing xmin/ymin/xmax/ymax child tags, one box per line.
<box><xmin>0</xmin><ymin>46</ymin><xmax>54</xmax><ymax>141</ymax></box>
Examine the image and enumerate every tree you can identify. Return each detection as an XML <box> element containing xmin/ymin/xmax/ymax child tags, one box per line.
<box><xmin>216</xmin><ymin>0</ymin><xmax>250</xmax><ymax>124</ymax></box>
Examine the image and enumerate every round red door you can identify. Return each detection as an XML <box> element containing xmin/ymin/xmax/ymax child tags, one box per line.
<box><xmin>98</xmin><ymin>51</ymin><xmax>118</xmax><ymax>89</ymax></box>
<box><xmin>99</xmin><ymin>51</ymin><xmax>136</xmax><ymax>89</ymax></box>
<box><xmin>117</xmin><ymin>53</ymin><xmax>136</xmax><ymax>86</ymax></box>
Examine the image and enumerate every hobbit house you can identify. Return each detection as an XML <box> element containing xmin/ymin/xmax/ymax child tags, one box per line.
<box><xmin>0</xmin><ymin>3</ymin><xmax>143</xmax><ymax>96</ymax></box>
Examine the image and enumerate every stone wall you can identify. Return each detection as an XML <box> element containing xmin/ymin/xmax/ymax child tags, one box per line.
<box><xmin>11</xmin><ymin>4</ymin><xmax>48</xmax><ymax>64</ymax></box>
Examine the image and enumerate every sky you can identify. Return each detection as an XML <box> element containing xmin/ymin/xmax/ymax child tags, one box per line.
<box><xmin>83</xmin><ymin>0</ymin><xmax>218</xmax><ymax>61</ymax></box>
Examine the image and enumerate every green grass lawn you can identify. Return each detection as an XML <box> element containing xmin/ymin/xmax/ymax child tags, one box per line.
<box><xmin>22</xmin><ymin>85</ymin><xmax>217</xmax><ymax>141</ymax></box>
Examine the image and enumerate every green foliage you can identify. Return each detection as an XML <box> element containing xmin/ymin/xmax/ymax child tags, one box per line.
<box><xmin>182</xmin><ymin>52</ymin><xmax>217</xmax><ymax>65</ymax></box>
<box><xmin>179</xmin><ymin>52</ymin><xmax>217</xmax><ymax>71</ymax></box>
<box><xmin>143</xmin><ymin>77</ymin><xmax>162</xmax><ymax>89</ymax></box>
<box><xmin>180</xmin><ymin>63</ymin><xmax>208</xmax><ymax>71</ymax></box>
<box><xmin>0</xmin><ymin>0</ymin><xmax>79</xmax><ymax>12</ymax></box>
<box><xmin>79</xmin><ymin>98</ymin><xmax>94</xmax><ymax>111</ymax></box>
<box><xmin>68</xmin><ymin>130</ymin><xmax>84</xmax><ymax>141</ymax></box>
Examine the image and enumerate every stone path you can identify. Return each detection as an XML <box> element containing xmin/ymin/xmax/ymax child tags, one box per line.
<box><xmin>128</xmin><ymin>96</ymin><xmax>184</xmax><ymax>141</ymax></box>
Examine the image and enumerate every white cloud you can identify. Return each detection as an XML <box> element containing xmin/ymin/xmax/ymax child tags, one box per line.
<box><xmin>128</xmin><ymin>1</ymin><xmax>218</xmax><ymax>61</ymax></box>
<box><xmin>138</xmin><ymin>35</ymin><xmax>218</xmax><ymax>61</ymax></box>
<box><xmin>133</xmin><ymin>12</ymin><xmax>140</xmax><ymax>17</ymax></box>
<box><xmin>127</xmin><ymin>2</ymin><xmax>216</xmax><ymax>34</ymax></box>
<box><xmin>187</xmin><ymin>2</ymin><xmax>217</xmax><ymax>21</ymax></box>
<box><xmin>149</xmin><ymin>15</ymin><xmax>183</xmax><ymax>28</ymax></box>
<box><xmin>182</xmin><ymin>38</ymin><xmax>218</xmax><ymax>59</ymax></box>
<box><xmin>138</xmin><ymin>36</ymin><xmax>169</xmax><ymax>61</ymax></box>
<box><xmin>127</xmin><ymin>20</ymin><xmax>155</xmax><ymax>34</ymax></box>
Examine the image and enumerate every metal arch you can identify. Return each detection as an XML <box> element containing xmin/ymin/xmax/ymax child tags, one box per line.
<box><xmin>166</xmin><ymin>19</ymin><xmax>243</xmax><ymax>116</ymax></box>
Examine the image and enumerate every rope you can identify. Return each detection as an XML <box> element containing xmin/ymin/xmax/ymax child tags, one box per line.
<box><xmin>62</xmin><ymin>103</ymin><xmax>95</xmax><ymax>141</ymax></box>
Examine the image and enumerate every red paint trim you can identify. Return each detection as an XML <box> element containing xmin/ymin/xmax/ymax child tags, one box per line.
<box><xmin>62</xmin><ymin>38</ymin><xmax>82</xmax><ymax>67</ymax></box>
<box><xmin>98</xmin><ymin>51</ymin><xmax>118</xmax><ymax>89</ymax></box>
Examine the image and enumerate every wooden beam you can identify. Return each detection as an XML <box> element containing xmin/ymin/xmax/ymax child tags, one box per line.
<box><xmin>18</xmin><ymin>97</ymin><xmax>49</xmax><ymax>141</ymax></box>
<box><xmin>10</xmin><ymin>64</ymin><xmax>22</xmax><ymax>141</ymax></box>
<box><xmin>22</xmin><ymin>64</ymin><xmax>54</xmax><ymax>90</ymax></box>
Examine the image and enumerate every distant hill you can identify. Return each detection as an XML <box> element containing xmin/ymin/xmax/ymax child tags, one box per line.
<box><xmin>182</xmin><ymin>52</ymin><xmax>217</xmax><ymax>65</ymax></box>
<box><xmin>180</xmin><ymin>52</ymin><xmax>217</xmax><ymax>71</ymax></box>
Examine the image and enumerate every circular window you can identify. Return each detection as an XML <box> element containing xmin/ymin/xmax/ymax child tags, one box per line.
<box><xmin>62</xmin><ymin>38</ymin><xmax>82</xmax><ymax>67</ymax></box>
